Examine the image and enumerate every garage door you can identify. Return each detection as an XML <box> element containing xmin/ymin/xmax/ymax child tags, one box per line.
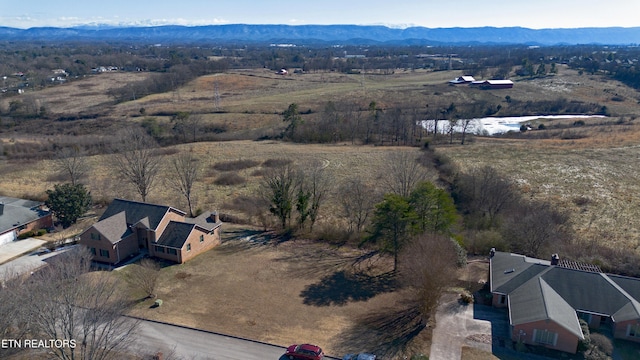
<box><xmin>0</xmin><ymin>230</ymin><xmax>16</xmax><ymax>246</ymax></box>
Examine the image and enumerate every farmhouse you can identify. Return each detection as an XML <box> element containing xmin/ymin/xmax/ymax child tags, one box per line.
<box><xmin>448</xmin><ymin>75</ymin><xmax>476</xmax><ymax>85</ymax></box>
<box><xmin>79</xmin><ymin>199</ymin><xmax>222</xmax><ymax>265</ymax></box>
<box><xmin>490</xmin><ymin>250</ymin><xmax>640</xmax><ymax>354</ymax></box>
<box><xmin>471</xmin><ymin>79</ymin><xmax>514</xmax><ymax>89</ymax></box>
<box><xmin>0</xmin><ymin>196</ymin><xmax>53</xmax><ymax>246</ymax></box>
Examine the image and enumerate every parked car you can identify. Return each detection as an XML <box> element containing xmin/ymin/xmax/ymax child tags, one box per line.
<box><xmin>285</xmin><ymin>343</ymin><xmax>324</xmax><ymax>360</ymax></box>
<box><xmin>342</xmin><ymin>354</ymin><xmax>376</xmax><ymax>360</ymax></box>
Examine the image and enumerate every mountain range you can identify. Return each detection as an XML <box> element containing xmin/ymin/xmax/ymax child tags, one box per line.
<box><xmin>1</xmin><ymin>24</ymin><xmax>639</xmax><ymax>45</ymax></box>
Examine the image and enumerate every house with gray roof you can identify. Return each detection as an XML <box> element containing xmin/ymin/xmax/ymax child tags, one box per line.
<box><xmin>79</xmin><ymin>199</ymin><xmax>222</xmax><ymax>264</ymax></box>
<box><xmin>0</xmin><ymin>196</ymin><xmax>53</xmax><ymax>246</ymax></box>
<box><xmin>490</xmin><ymin>250</ymin><xmax>640</xmax><ymax>354</ymax></box>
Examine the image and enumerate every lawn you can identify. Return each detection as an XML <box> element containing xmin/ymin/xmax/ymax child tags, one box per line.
<box><xmin>125</xmin><ymin>225</ymin><xmax>431</xmax><ymax>358</ymax></box>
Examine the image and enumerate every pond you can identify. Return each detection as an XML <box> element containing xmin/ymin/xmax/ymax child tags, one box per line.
<box><xmin>421</xmin><ymin>115</ymin><xmax>606</xmax><ymax>135</ymax></box>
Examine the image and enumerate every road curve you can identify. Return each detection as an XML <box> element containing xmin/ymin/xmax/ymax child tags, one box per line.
<box><xmin>133</xmin><ymin>318</ymin><xmax>288</xmax><ymax>360</ymax></box>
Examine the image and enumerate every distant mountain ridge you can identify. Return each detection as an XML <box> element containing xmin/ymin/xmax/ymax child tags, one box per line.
<box><xmin>1</xmin><ymin>24</ymin><xmax>639</xmax><ymax>45</ymax></box>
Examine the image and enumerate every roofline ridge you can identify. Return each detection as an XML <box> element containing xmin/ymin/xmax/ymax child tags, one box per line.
<box><xmin>539</xmin><ymin>277</ymin><xmax>585</xmax><ymax>340</ymax></box>
<box><xmin>601</xmin><ymin>273</ymin><xmax>640</xmax><ymax>318</ymax></box>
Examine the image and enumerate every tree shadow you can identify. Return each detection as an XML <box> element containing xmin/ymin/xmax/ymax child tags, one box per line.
<box><xmin>215</xmin><ymin>229</ymin><xmax>283</xmax><ymax>254</ymax></box>
<box><xmin>300</xmin><ymin>270</ymin><xmax>397</xmax><ymax>306</ymax></box>
<box><xmin>332</xmin><ymin>299</ymin><xmax>427</xmax><ymax>357</ymax></box>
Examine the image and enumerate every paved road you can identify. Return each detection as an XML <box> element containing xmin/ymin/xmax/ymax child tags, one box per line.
<box><xmin>134</xmin><ymin>318</ymin><xmax>290</xmax><ymax>360</ymax></box>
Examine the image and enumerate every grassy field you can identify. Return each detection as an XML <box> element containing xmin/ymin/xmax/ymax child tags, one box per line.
<box><xmin>123</xmin><ymin>225</ymin><xmax>431</xmax><ymax>358</ymax></box>
<box><xmin>4</xmin><ymin>63</ymin><xmax>640</xmax><ymax>358</ymax></box>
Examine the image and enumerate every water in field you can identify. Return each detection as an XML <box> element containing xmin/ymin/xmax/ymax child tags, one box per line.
<box><xmin>421</xmin><ymin>115</ymin><xmax>605</xmax><ymax>135</ymax></box>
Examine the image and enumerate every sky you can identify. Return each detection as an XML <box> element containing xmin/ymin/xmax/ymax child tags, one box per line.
<box><xmin>1</xmin><ymin>0</ymin><xmax>639</xmax><ymax>30</ymax></box>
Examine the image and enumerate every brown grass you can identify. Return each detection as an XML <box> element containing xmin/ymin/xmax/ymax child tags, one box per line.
<box><xmin>126</xmin><ymin>226</ymin><xmax>426</xmax><ymax>357</ymax></box>
<box><xmin>461</xmin><ymin>346</ymin><xmax>500</xmax><ymax>360</ymax></box>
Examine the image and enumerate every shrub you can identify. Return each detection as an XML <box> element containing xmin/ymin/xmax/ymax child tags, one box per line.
<box><xmin>212</xmin><ymin>159</ymin><xmax>260</xmax><ymax>171</ymax></box>
<box><xmin>262</xmin><ymin>158</ymin><xmax>293</xmax><ymax>168</ymax></box>
<box><xmin>18</xmin><ymin>231</ymin><xmax>35</xmax><ymax>239</ymax></box>
<box><xmin>37</xmin><ymin>229</ymin><xmax>47</xmax><ymax>236</ymax></box>
<box><xmin>460</xmin><ymin>291</ymin><xmax>474</xmax><ymax>304</ymax></box>
<box><xmin>578</xmin><ymin>319</ymin><xmax>591</xmax><ymax>352</ymax></box>
<box><xmin>411</xmin><ymin>355</ymin><xmax>429</xmax><ymax>360</ymax></box>
<box><xmin>214</xmin><ymin>173</ymin><xmax>246</xmax><ymax>186</ymax></box>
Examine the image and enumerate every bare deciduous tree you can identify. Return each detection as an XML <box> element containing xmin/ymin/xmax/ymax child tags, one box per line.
<box><xmin>380</xmin><ymin>151</ymin><xmax>431</xmax><ymax>198</ymax></box>
<box><xmin>339</xmin><ymin>178</ymin><xmax>379</xmax><ymax>235</ymax></box>
<box><xmin>53</xmin><ymin>146</ymin><xmax>90</xmax><ymax>185</ymax></box>
<box><xmin>167</xmin><ymin>150</ymin><xmax>200</xmax><ymax>217</ymax></box>
<box><xmin>111</xmin><ymin>127</ymin><xmax>161</xmax><ymax>202</ymax></box>
<box><xmin>26</xmin><ymin>246</ymin><xmax>139</xmax><ymax>360</ymax></box>
<box><xmin>455</xmin><ymin>165</ymin><xmax>517</xmax><ymax>229</ymax></box>
<box><xmin>502</xmin><ymin>201</ymin><xmax>571</xmax><ymax>258</ymax></box>
<box><xmin>295</xmin><ymin>161</ymin><xmax>331</xmax><ymax>231</ymax></box>
<box><xmin>399</xmin><ymin>233</ymin><xmax>459</xmax><ymax>322</ymax></box>
<box><xmin>126</xmin><ymin>258</ymin><xmax>161</xmax><ymax>299</ymax></box>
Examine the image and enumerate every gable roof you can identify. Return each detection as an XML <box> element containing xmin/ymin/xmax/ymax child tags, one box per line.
<box><xmin>93</xmin><ymin>211</ymin><xmax>132</xmax><ymax>244</ymax></box>
<box><xmin>100</xmin><ymin>198</ymin><xmax>185</xmax><ymax>231</ymax></box>
<box><xmin>491</xmin><ymin>251</ymin><xmax>640</xmax><ymax>329</ymax></box>
<box><xmin>490</xmin><ymin>252</ymin><xmax>550</xmax><ymax>293</ymax></box>
<box><xmin>156</xmin><ymin>221</ymin><xmax>195</xmax><ymax>248</ymax></box>
<box><xmin>183</xmin><ymin>211</ymin><xmax>222</xmax><ymax>232</ymax></box>
<box><xmin>0</xmin><ymin>196</ymin><xmax>50</xmax><ymax>234</ymax></box>
<box><xmin>509</xmin><ymin>277</ymin><xmax>584</xmax><ymax>339</ymax></box>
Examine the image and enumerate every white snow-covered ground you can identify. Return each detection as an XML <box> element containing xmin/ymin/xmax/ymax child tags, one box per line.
<box><xmin>421</xmin><ymin>115</ymin><xmax>605</xmax><ymax>135</ymax></box>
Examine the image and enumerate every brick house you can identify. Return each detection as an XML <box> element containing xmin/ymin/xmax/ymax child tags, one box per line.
<box><xmin>79</xmin><ymin>199</ymin><xmax>221</xmax><ymax>264</ymax></box>
<box><xmin>490</xmin><ymin>250</ymin><xmax>640</xmax><ymax>354</ymax></box>
<box><xmin>0</xmin><ymin>196</ymin><xmax>53</xmax><ymax>246</ymax></box>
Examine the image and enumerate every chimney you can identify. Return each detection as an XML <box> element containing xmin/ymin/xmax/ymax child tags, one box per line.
<box><xmin>0</xmin><ymin>203</ymin><xmax>4</xmax><ymax>216</ymax></box>
<box><xmin>489</xmin><ymin>248</ymin><xmax>496</xmax><ymax>258</ymax></box>
<box><xmin>551</xmin><ymin>253</ymin><xmax>560</xmax><ymax>266</ymax></box>
<box><xmin>209</xmin><ymin>211</ymin><xmax>219</xmax><ymax>223</ymax></box>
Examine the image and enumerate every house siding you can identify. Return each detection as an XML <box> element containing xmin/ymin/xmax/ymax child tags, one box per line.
<box><xmin>492</xmin><ymin>293</ymin><xmax>508</xmax><ymax>308</ymax></box>
<box><xmin>614</xmin><ymin>320</ymin><xmax>640</xmax><ymax>343</ymax></box>
<box><xmin>513</xmin><ymin>320</ymin><xmax>580</xmax><ymax>354</ymax></box>
<box><xmin>17</xmin><ymin>213</ymin><xmax>53</xmax><ymax>234</ymax></box>
<box><xmin>79</xmin><ymin>228</ymin><xmax>138</xmax><ymax>264</ymax></box>
<box><xmin>155</xmin><ymin>210</ymin><xmax>185</xmax><ymax>238</ymax></box>
<box><xmin>179</xmin><ymin>227</ymin><xmax>221</xmax><ymax>263</ymax></box>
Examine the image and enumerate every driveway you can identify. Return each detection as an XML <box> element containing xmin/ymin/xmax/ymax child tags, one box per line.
<box><xmin>430</xmin><ymin>293</ymin><xmax>509</xmax><ymax>360</ymax></box>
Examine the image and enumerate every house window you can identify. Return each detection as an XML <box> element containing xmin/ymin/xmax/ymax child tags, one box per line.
<box><xmin>499</xmin><ymin>295</ymin><xmax>506</xmax><ymax>305</ymax></box>
<box><xmin>199</xmin><ymin>234</ymin><xmax>204</xmax><ymax>242</ymax></box>
<box><xmin>155</xmin><ymin>246</ymin><xmax>165</xmax><ymax>253</ymax></box>
<box><xmin>91</xmin><ymin>233</ymin><xmax>101</xmax><ymax>240</ymax></box>
<box><xmin>168</xmin><ymin>248</ymin><xmax>177</xmax><ymax>255</ymax></box>
<box><xmin>90</xmin><ymin>247</ymin><xmax>96</xmax><ymax>255</ymax></box>
<box><xmin>534</xmin><ymin>329</ymin><xmax>557</xmax><ymax>345</ymax></box>
<box><xmin>99</xmin><ymin>249</ymin><xmax>109</xmax><ymax>258</ymax></box>
<box><xmin>187</xmin><ymin>243</ymin><xmax>191</xmax><ymax>252</ymax></box>
<box><xmin>628</xmin><ymin>324</ymin><xmax>640</xmax><ymax>338</ymax></box>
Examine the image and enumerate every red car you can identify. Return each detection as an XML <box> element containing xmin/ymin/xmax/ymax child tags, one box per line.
<box><xmin>285</xmin><ymin>343</ymin><xmax>324</xmax><ymax>360</ymax></box>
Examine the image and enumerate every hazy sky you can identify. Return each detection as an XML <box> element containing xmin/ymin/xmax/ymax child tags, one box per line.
<box><xmin>1</xmin><ymin>0</ymin><xmax>638</xmax><ymax>29</ymax></box>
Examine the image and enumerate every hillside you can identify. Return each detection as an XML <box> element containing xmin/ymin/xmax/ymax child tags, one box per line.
<box><xmin>2</xmin><ymin>65</ymin><xmax>640</xmax><ymax>267</ymax></box>
<box><xmin>1</xmin><ymin>24</ymin><xmax>640</xmax><ymax>45</ymax></box>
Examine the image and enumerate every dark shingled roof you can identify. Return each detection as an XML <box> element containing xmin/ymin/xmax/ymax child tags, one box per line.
<box><xmin>93</xmin><ymin>211</ymin><xmax>132</xmax><ymax>244</ymax></box>
<box><xmin>541</xmin><ymin>267</ymin><xmax>631</xmax><ymax>316</ymax></box>
<box><xmin>156</xmin><ymin>221</ymin><xmax>195</xmax><ymax>249</ymax></box>
<box><xmin>509</xmin><ymin>277</ymin><xmax>583</xmax><ymax>339</ymax></box>
<box><xmin>0</xmin><ymin>196</ymin><xmax>50</xmax><ymax>235</ymax></box>
<box><xmin>100</xmin><ymin>198</ymin><xmax>185</xmax><ymax>231</ymax></box>
<box><xmin>490</xmin><ymin>252</ymin><xmax>550</xmax><ymax>293</ymax></box>
<box><xmin>491</xmin><ymin>251</ymin><xmax>640</xmax><ymax>332</ymax></box>
<box><xmin>183</xmin><ymin>211</ymin><xmax>222</xmax><ymax>232</ymax></box>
